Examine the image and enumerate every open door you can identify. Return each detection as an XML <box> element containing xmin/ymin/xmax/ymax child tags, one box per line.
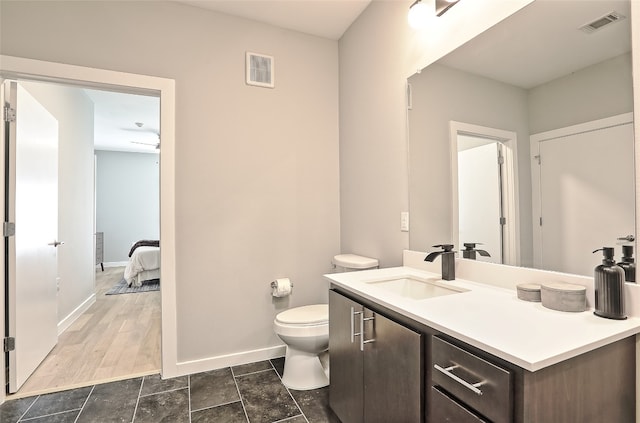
<box><xmin>457</xmin><ymin>139</ymin><xmax>504</xmax><ymax>264</ymax></box>
<box><xmin>5</xmin><ymin>81</ymin><xmax>59</xmax><ymax>393</ymax></box>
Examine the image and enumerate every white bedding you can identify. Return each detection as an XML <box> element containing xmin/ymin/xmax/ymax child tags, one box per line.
<box><xmin>124</xmin><ymin>246</ymin><xmax>160</xmax><ymax>287</ymax></box>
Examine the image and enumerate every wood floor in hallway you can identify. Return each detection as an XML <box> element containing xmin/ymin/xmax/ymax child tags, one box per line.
<box><xmin>9</xmin><ymin>266</ymin><xmax>161</xmax><ymax>398</ymax></box>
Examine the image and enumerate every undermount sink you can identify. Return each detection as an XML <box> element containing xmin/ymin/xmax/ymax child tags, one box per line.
<box><xmin>364</xmin><ymin>275</ymin><xmax>467</xmax><ymax>300</ymax></box>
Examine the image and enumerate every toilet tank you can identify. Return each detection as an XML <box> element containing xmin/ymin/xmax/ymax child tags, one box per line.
<box><xmin>332</xmin><ymin>254</ymin><xmax>379</xmax><ymax>272</ymax></box>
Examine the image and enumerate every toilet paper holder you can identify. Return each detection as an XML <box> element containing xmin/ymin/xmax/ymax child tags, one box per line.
<box><xmin>271</xmin><ymin>280</ymin><xmax>294</xmax><ymax>288</ymax></box>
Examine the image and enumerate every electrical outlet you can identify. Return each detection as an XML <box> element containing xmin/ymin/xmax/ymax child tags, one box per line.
<box><xmin>401</xmin><ymin>212</ymin><xmax>409</xmax><ymax>232</ymax></box>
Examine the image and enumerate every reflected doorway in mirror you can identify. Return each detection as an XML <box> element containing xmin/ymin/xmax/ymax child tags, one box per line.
<box><xmin>450</xmin><ymin>121</ymin><xmax>520</xmax><ymax>267</ymax></box>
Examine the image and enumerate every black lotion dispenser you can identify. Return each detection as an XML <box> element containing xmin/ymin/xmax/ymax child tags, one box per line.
<box><xmin>617</xmin><ymin>245</ymin><xmax>636</xmax><ymax>283</ymax></box>
<box><xmin>593</xmin><ymin>247</ymin><xmax>626</xmax><ymax>320</ymax></box>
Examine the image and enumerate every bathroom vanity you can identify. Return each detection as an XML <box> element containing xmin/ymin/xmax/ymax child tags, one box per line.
<box><xmin>325</xmin><ymin>262</ymin><xmax>640</xmax><ymax>423</ymax></box>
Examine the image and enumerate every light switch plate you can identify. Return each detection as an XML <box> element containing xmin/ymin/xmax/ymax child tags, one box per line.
<box><xmin>401</xmin><ymin>212</ymin><xmax>409</xmax><ymax>232</ymax></box>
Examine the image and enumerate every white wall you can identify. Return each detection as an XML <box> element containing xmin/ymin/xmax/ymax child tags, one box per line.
<box><xmin>19</xmin><ymin>81</ymin><xmax>95</xmax><ymax>331</ymax></box>
<box><xmin>95</xmin><ymin>151</ymin><xmax>159</xmax><ymax>263</ymax></box>
<box><xmin>338</xmin><ymin>0</ymin><xmax>534</xmax><ymax>267</ymax></box>
<box><xmin>0</xmin><ymin>1</ymin><xmax>339</xmax><ymax>365</ymax></box>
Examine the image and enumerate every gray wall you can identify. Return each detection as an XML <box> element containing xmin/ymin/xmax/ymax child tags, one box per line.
<box><xmin>95</xmin><ymin>151</ymin><xmax>159</xmax><ymax>263</ymax></box>
<box><xmin>19</xmin><ymin>81</ymin><xmax>95</xmax><ymax>328</ymax></box>
<box><xmin>0</xmin><ymin>0</ymin><xmax>340</xmax><ymax>363</ymax></box>
<box><xmin>529</xmin><ymin>53</ymin><xmax>633</xmax><ymax>134</ymax></box>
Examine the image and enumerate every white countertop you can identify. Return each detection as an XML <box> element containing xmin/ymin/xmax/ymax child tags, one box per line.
<box><xmin>324</xmin><ymin>266</ymin><xmax>640</xmax><ymax>372</ymax></box>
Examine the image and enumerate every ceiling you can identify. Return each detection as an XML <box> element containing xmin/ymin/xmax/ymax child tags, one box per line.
<box><xmin>438</xmin><ymin>0</ymin><xmax>631</xmax><ymax>89</ymax></box>
<box><xmin>175</xmin><ymin>0</ymin><xmax>372</xmax><ymax>40</ymax></box>
<box><xmin>86</xmin><ymin>88</ymin><xmax>160</xmax><ymax>154</ymax></box>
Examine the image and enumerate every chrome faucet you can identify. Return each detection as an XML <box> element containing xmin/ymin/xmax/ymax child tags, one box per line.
<box><xmin>462</xmin><ymin>242</ymin><xmax>491</xmax><ymax>260</ymax></box>
<box><xmin>424</xmin><ymin>244</ymin><xmax>456</xmax><ymax>280</ymax></box>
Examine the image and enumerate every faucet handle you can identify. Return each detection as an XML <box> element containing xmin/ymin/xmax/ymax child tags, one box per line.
<box><xmin>463</xmin><ymin>242</ymin><xmax>483</xmax><ymax>250</ymax></box>
<box><xmin>432</xmin><ymin>244</ymin><xmax>455</xmax><ymax>252</ymax></box>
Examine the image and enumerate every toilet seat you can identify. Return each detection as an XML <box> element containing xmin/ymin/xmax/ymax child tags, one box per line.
<box><xmin>333</xmin><ymin>254</ymin><xmax>379</xmax><ymax>269</ymax></box>
<box><xmin>275</xmin><ymin>304</ymin><xmax>328</xmax><ymax>326</ymax></box>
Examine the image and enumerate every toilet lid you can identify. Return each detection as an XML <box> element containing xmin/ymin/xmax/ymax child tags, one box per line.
<box><xmin>333</xmin><ymin>254</ymin><xmax>379</xmax><ymax>269</ymax></box>
<box><xmin>276</xmin><ymin>304</ymin><xmax>328</xmax><ymax>325</ymax></box>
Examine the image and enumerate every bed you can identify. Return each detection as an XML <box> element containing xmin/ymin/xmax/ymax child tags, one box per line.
<box><xmin>124</xmin><ymin>241</ymin><xmax>160</xmax><ymax>287</ymax></box>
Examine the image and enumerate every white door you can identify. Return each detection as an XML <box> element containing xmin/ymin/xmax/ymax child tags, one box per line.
<box><xmin>537</xmin><ymin>119</ymin><xmax>634</xmax><ymax>276</ymax></box>
<box><xmin>457</xmin><ymin>140</ymin><xmax>503</xmax><ymax>263</ymax></box>
<box><xmin>5</xmin><ymin>81</ymin><xmax>59</xmax><ymax>393</ymax></box>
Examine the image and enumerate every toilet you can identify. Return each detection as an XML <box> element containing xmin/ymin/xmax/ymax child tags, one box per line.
<box><xmin>273</xmin><ymin>254</ymin><xmax>379</xmax><ymax>390</ymax></box>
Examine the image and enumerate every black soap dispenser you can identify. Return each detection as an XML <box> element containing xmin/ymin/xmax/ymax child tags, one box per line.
<box><xmin>617</xmin><ymin>245</ymin><xmax>636</xmax><ymax>283</ymax></box>
<box><xmin>593</xmin><ymin>247</ymin><xmax>626</xmax><ymax>320</ymax></box>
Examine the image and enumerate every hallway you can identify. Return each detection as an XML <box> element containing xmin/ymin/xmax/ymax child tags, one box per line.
<box><xmin>11</xmin><ymin>267</ymin><xmax>160</xmax><ymax>398</ymax></box>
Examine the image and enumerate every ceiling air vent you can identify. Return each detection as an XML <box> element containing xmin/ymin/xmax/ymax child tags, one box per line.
<box><xmin>580</xmin><ymin>11</ymin><xmax>625</xmax><ymax>34</ymax></box>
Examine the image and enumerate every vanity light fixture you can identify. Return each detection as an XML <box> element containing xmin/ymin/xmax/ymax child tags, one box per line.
<box><xmin>435</xmin><ymin>0</ymin><xmax>461</xmax><ymax>17</ymax></box>
<box><xmin>408</xmin><ymin>0</ymin><xmax>430</xmax><ymax>29</ymax></box>
<box><xmin>408</xmin><ymin>0</ymin><xmax>461</xmax><ymax>29</ymax></box>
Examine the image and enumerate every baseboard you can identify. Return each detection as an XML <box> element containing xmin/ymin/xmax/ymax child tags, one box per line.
<box><xmin>58</xmin><ymin>293</ymin><xmax>96</xmax><ymax>335</ymax></box>
<box><xmin>172</xmin><ymin>345</ymin><xmax>286</xmax><ymax>378</ymax></box>
<box><xmin>102</xmin><ymin>261</ymin><xmax>128</xmax><ymax>268</ymax></box>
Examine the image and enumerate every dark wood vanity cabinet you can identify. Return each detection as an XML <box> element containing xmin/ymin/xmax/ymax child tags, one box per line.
<box><xmin>328</xmin><ymin>290</ymin><xmax>423</xmax><ymax>423</ymax></box>
<box><xmin>427</xmin><ymin>335</ymin><xmax>636</xmax><ymax>423</ymax></box>
<box><xmin>329</xmin><ymin>287</ymin><xmax>636</xmax><ymax>423</ymax></box>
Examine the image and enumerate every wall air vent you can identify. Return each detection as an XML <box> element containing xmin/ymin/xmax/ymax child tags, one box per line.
<box><xmin>246</xmin><ymin>52</ymin><xmax>274</xmax><ymax>88</ymax></box>
<box><xmin>579</xmin><ymin>11</ymin><xmax>625</xmax><ymax>34</ymax></box>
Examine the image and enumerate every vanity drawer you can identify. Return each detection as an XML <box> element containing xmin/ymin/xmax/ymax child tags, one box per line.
<box><xmin>432</xmin><ymin>336</ymin><xmax>512</xmax><ymax>423</ymax></box>
<box><xmin>431</xmin><ymin>387</ymin><xmax>489</xmax><ymax>423</ymax></box>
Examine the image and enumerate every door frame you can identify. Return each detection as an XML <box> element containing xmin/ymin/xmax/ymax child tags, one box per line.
<box><xmin>449</xmin><ymin>121</ymin><xmax>520</xmax><ymax>266</ymax></box>
<box><xmin>0</xmin><ymin>55</ymin><xmax>178</xmax><ymax>403</ymax></box>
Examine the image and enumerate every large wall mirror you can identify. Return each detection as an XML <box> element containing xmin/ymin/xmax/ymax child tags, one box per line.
<box><xmin>407</xmin><ymin>0</ymin><xmax>634</xmax><ymax>278</ymax></box>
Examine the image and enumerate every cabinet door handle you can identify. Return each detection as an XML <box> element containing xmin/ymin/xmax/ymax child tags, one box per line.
<box><xmin>360</xmin><ymin>314</ymin><xmax>375</xmax><ymax>351</ymax></box>
<box><xmin>434</xmin><ymin>364</ymin><xmax>485</xmax><ymax>396</ymax></box>
<box><xmin>351</xmin><ymin>307</ymin><xmax>362</xmax><ymax>343</ymax></box>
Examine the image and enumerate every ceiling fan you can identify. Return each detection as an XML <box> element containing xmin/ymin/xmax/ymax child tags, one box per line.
<box><xmin>130</xmin><ymin>136</ymin><xmax>160</xmax><ymax>150</ymax></box>
<box><xmin>126</xmin><ymin>121</ymin><xmax>160</xmax><ymax>150</ymax></box>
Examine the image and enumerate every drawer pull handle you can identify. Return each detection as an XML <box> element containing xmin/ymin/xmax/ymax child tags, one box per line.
<box><xmin>351</xmin><ymin>307</ymin><xmax>362</xmax><ymax>343</ymax></box>
<box><xmin>360</xmin><ymin>314</ymin><xmax>375</xmax><ymax>351</ymax></box>
<box><xmin>434</xmin><ymin>364</ymin><xmax>485</xmax><ymax>396</ymax></box>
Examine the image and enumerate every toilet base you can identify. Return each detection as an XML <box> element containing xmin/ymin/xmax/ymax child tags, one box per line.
<box><xmin>281</xmin><ymin>346</ymin><xmax>329</xmax><ymax>390</ymax></box>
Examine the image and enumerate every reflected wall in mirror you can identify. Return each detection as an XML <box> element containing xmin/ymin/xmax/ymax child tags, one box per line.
<box><xmin>407</xmin><ymin>0</ymin><xmax>634</xmax><ymax>277</ymax></box>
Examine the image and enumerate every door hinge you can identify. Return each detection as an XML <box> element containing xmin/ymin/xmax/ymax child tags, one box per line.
<box><xmin>4</xmin><ymin>105</ymin><xmax>16</xmax><ymax>123</ymax></box>
<box><xmin>3</xmin><ymin>222</ymin><xmax>15</xmax><ymax>237</ymax></box>
<box><xmin>4</xmin><ymin>337</ymin><xmax>15</xmax><ymax>352</ymax></box>
<box><xmin>539</xmin><ymin>217</ymin><xmax>543</xmax><ymax>226</ymax></box>
<box><xmin>497</xmin><ymin>152</ymin><xmax>504</xmax><ymax>165</ymax></box>
<box><xmin>534</xmin><ymin>154</ymin><xmax>541</xmax><ymax>165</ymax></box>
<box><xmin>499</xmin><ymin>217</ymin><xmax>506</xmax><ymax>225</ymax></box>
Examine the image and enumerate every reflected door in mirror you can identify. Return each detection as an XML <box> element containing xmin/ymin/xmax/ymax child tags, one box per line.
<box><xmin>458</xmin><ymin>137</ymin><xmax>503</xmax><ymax>264</ymax></box>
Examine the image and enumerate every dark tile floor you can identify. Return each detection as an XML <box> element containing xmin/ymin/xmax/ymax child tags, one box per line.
<box><xmin>1</xmin><ymin>357</ymin><xmax>341</xmax><ymax>423</ymax></box>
